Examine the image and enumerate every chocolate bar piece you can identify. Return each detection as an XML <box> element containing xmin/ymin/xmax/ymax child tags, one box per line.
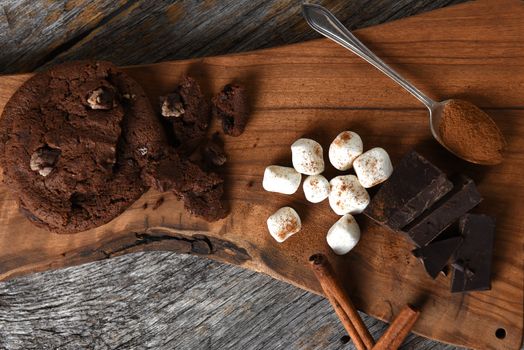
<box><xmin>404</xmin><ymin>175</ymin><xmax>482</xmax><ymax>247</ymax></box>
<box><xmin>413</xmin><ymin>237</ymin><xmax>462</xmax><ymax>278</ymax></box>
<box><xmin>451</xmin><ymin>214</ymin><xmax>496</xmax><ymax>293</ymax></box>
<box><xmin>364</xmin><ymin>151</ymin><xmax>453</xmax><ymax>230</ymax></box>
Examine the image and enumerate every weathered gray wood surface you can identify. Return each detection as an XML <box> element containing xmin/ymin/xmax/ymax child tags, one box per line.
<box><xmin>0</xmin><ymin>0</ymin><xmax>466</xmax><ymax>74</ymax></box>
<box><xmin>0</xmin><ymin>252</ymin><xmax>465</xmax><ymax>350</ymax></box>
<box><xmin>0</xmin><ymin>0</ymin><xmax>499</xmax><ymax>349</ymax></box>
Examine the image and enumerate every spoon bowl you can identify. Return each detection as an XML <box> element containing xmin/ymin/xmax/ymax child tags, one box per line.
<box><xmin>429</xmin><ymin>99</ymin><xmax>505</xmax><ymax>165</ymax></box>
<box><xmin>427</xmin><ymin>100</ymin><xmax>473</xmax><ymax>163</ymax></box>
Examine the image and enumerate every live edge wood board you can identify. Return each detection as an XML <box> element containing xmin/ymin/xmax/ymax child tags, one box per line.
<box><xmin>0</xmin><ymin>1</ymin><xmax>522</xmax><ymax>349</ymax></box>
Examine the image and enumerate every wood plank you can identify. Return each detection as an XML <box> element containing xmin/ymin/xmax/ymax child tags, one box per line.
<box><xmin>0</xmin><ymin>0</ymin><xmax>129</xmax><ymax>73</ymax></box>
<box><xmin>0</xmin><ymin>252</ymin><xmax>464</xmax><ymax>350</ymax></box>
<box><xmin>0</xmin><ymin>0</ymin><xmax>466</xmax><ymax>74</ymax></box>
<box><xmin>0</xmin><ymin>1</ymin><xmax>522</xmax><ymax>349</ymax></box>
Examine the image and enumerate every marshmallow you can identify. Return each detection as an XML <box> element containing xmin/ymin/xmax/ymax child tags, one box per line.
<box><xmin>291</xmin><ymin>138</ymin><xmax>324</xmax><ymax>175</ymax></box>
<box><xmin>329</xmin><ymin>175</ymin><xmax>370</xmax><ymax>215</ymax></box>
<box><xmin>328</xmin><ymin>131</ymin><xmax>363</xmax><ymax>171</ymax></box>
<box><xmin>267</xmin><ymin>207</ymin><xmax>302</xmax><ymax>243</ymax></box>
<box><xmin>303</xmin><ymin>175</ymin><xmax>330</xmax><ymax>203</ymax></box>
<box><xmin>326</xmin><ymin>214</ymin><xmax>361</xmax><ymax>255</ymax></box>
<box><xmin>353</xmin><ymin>147</ymin><xmax>393</xmax><ymax>188</ymax></box>
<box><xmin>263</xmin><ymin>166</ymin><xmax>301</xmax><ymax>194</ymax></box>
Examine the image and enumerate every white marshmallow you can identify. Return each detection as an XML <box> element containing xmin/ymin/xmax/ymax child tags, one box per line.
<box><xmin>329</xmin><ymin>175</ymin><xmax>370</xmax><ymax>215</ymax></box>
<box><xmin>353</xmin><ymin>147</ymin><xmax>393</xmax><ymax>188</ymax></box>
<box><xmin>263</xmin><ymin>166</ymin><xmax>301</xmax><ymax>194</ymax></box>
<box><xmin>326</xmin><ymin>214</ymin><xmax>361</xmax><ymax>255</ymax></box>
<box><xmin>303</xmin><ymin>175</ymin><xmax>330</xmax><ymax>203</ymax></box>
<box><xmin>291</xmin><ymin>138</ymin><xmax>324</xmax><ymax>175</ymax></box>
<box><xmin>328</xmin><ymin>131</ymin><xmax>363</xmax><ymax>171</ymax></box>
<box><xmin>267</xmin><ymin>207</ymin><xmax>302</xmax><ymax>243</ymax></box>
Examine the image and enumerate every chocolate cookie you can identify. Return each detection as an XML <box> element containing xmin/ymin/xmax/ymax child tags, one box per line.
<box><xmin>0</xmin><ymin>61</ymin><xmax>166</xmax><ymax>233</ymax></box>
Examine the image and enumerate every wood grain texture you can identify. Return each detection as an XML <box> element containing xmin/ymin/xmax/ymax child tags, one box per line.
<box><xmin>0</xmin><ymin>0</ymin><xmax>130</xmax><ymax>73</ymax></box>
<box><xmin>0</xmin><ymin>252</ymin><xmax>464</xmax><ymax>350</ymax></box>
<box><xmin>0</xmin><ymin>0</ymin><xmax>518</xmax><ymax>348</ymax></box>
<box><xmin>0</xmin><ymin>0</ymin><xmax>466</xmax><ymax>74</ymax></box>
<box><xmin>1</xmin><ymin>1</ymin><xmax>471</xmax><ymax>348</ymax></box>
<box><xmin>1</xmin><ymin>1</ymin><xmax>523</xmax><ymax>348</ymax></box>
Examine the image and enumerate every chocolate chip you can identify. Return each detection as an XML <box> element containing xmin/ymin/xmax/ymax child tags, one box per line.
<box><xmin>30</xmin><ymin>145</ymin><xmax>61</xmax><ymax>177</ymax></box>
<box><xmin>86</xmin><ymin>87</ymin><xmax>116</xmax><ymax>110</ymax></box>
<box><xmin>160</xmin><ymin>93</ymin><xmax>185</xmax><ymax>118</ymax></box>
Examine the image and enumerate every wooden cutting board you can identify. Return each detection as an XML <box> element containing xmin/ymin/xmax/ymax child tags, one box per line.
<box><xmin>0</xmin><ymin>0</ymin><xmax>522</xmax><ymax>349</ymax></box>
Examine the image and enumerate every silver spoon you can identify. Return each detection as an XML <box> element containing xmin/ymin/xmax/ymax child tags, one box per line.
<box><xmin>302</xmin><ymin>4</ymin><xmax>505</xmax><ymax>165</ymax></box>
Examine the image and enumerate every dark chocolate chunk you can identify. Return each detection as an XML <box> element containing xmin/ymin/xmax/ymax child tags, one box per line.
<box><xmin>404</xmin><ymin>175</ymin><xmax>482</xmax><ymax>247</ymax></box>
<box><xmin>364</xmin><ymin>151</ymin><xmax>453</xmax><ymax>230</ymax></box>
<box><xmin>212</xmin><ymin>84</ymin><xmax>248</xmax><ymax>137</ymax></box>
<box><xmin>413</xmin><ymin>237</ymin><xmax>462</xmax><ymax>278</ymax></box>
<box><xmin>451</xmin><ymin>214</ymin><xmax>496</xmax><ymax>293</ymax></box>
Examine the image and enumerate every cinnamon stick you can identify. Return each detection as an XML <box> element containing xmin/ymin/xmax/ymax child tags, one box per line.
<box><xmin>309</xmin><ymin>254</ymin><xmax>375</xmax><ymax>350</ymax></box>
<box><xmin>323</xmin><ymin>290</ymin><xmax>368</xmax><ymax>350</ymax></box>
<box><xmin>372</xmin><ymin>305</ymin><xmax>420</xmax><ymax>350</ymax></box>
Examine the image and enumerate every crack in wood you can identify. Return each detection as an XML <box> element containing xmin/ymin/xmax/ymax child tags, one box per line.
<box><xmin>37</xmin><ymin>0</ymin><xmax>137</xmax><ymax>67</ymax></box>
<box><xmin>100</xmin><ymin>231</ymin><xmax>251</xmax><ymax>265</ymax></box>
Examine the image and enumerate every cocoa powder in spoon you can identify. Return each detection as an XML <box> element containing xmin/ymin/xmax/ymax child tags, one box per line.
<box><xmin>438</xmin><ymin>99</ymin><xmax>506</xmax><ymax>165</ymax></box>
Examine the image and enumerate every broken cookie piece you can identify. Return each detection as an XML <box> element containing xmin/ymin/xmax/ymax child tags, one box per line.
<box><xmin>212</xmin><ymin>84</ymin><xmax>248</xmax><ymax>137</ymax></box>
<box><xmin>145</xmin><ymin>150</ymin><xmax>228</xmax><ymax>222</ymax></box>
<box><xmin>184</xmin><ymin>184</ymin><xmax>228</xmax><ymax>222</ymax></box>
<box><xmin>160</xmin><ymin>77</ymin><xmax>210</xmax><ymax>145</ymax></box>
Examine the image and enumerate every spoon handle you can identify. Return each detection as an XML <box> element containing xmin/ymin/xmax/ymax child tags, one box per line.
<box><xmin>302</xmin><ymin>4</ymin><xmax>435</xmax><ymax>110</ymax></box>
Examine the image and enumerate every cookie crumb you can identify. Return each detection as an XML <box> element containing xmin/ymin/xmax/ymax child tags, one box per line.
<box><xmin>160</xmin><ymin>77</ymin><xmax>210</xmax><ymax>145</ymax></box>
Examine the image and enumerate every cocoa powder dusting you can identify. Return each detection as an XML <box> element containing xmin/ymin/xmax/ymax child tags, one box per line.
<box><xmin>438</xmin><ymin>99</ymin><xmax>505</xmax><ymax>165</ymax></box>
